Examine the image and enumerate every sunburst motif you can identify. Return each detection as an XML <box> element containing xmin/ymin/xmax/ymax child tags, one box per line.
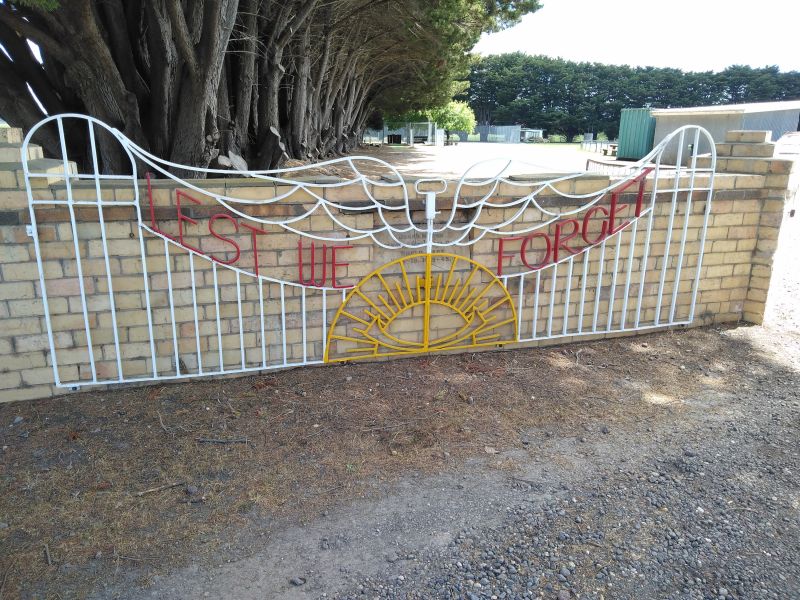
<box><xmin>325</xmin><ymin>253</ymin><xmax>517</xmax><ymax>362</ymax></box>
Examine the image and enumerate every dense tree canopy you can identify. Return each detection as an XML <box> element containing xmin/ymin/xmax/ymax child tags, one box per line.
<box><xmin>0</xmin><ymin>0</ymin><xmax>539</xmax><ymax>174</ymax></box>
<box><xmin>459</xmin><ymin>54</ymin><xmax>800</xmax><ymax>139</ymax></box>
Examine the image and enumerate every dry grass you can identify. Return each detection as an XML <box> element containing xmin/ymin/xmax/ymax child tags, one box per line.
<box><xmin>0</xmin><ymin>327</ymin><xmax>743</xmax><ymax>598</ymax></box>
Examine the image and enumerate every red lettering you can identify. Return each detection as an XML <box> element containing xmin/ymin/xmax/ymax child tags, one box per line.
<box><xmin>240</xmin><ymin>221</ymin><xmax>268</xmax><ymax>277</ymax></box>
<box><xmin>331</xmin><ymin>245</ymin><xmax>352</xmax><ymax>289</ymax></box>
<box><xmin>633</xmin><ymin>169</ymin><xmax>653</xmax><ymax>216</ymax></box>
<box><xmin>553</xmin><ymin>219</ymin><xmax>580</xmax><ymax>262</ymax></box>
<box><xmin>520</xmin><ymin>232</ymin><xmax>552</xmax><ymax>270</ymax></box>
<box><xmin>298</xmin><ymin>240</ymin><xmax>328</xmax><ymax>286</ymax></box>
<box><xmin>582</xmin><ymin>206</ymin><xmax>609</xmax><ymax>245</ymax></box>
<box><xmin>608</xmin><ymin>167</ymin><xmax>654</xmax><ymax>219</ymax></box>
<box><xmin>207</xmin><ymin>214</ymin><xmax>240</xmax><ymax>265</ymax></box>
<box><xmin>607</xmin><ymin>193</ymin><xmax>630</xmax><ymax>235</ymax></box>
<box><xmin>175</xmin><ymin>190</ymin><xmax>202</xmax><ymax>253</ymax></box>
<box><xmin>497</xmin><ymin>236</ymin><xmax>524</xmax><ymax>276</ymax></box>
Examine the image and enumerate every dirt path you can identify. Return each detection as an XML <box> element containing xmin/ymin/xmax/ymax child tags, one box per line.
<box><xmin>86</xmin><ymin>325</ymin><xmax>798</xmax><ymax>600</ymax></box>
<box><xmin>290</xmin><ymin>143</ymin><xmax>601</xmax><ymax>181</ymax></box>
<box><xmin>2</xmin><ymin>311</ymin><xmax>798</xmax><ymax>599</ymax></box>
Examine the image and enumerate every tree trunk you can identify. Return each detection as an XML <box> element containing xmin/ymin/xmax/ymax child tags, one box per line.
<box><xmin>230</xmin><ymin>0</ymin><xmax>257</xmax><ymax>156</ymax></box>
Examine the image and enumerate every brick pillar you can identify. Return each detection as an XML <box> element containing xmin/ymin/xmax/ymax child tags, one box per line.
<box><xmin>713</xmin><ymin>130</ymin><xmax>798</xmax><ymax>324</ymax></box>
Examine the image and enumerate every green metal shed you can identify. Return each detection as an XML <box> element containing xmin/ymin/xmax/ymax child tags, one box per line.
<box><xmin>617</xmin><ymin>108</ymin><xmax>656</xmax><ymax>160</ymax></box>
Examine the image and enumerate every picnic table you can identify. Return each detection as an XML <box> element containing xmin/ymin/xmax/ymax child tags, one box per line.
<box><xmin>602</xmin><ymin>143</ymin><xmax>618</xmax><ymax>157</ymax></box>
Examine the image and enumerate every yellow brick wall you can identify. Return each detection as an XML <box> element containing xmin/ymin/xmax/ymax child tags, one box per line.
<box><xmin>0</xmin><ymin>133</ymin><xmax>796</xmax><ymax>402</ymax></box>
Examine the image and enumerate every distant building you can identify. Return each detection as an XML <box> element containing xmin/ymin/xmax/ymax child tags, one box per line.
<box><xmin>652</xmin><ymin>100</ymin><xmax>800</xmax><ymax>163</ymax></box>
<box><xmin>521</xmin><ymin>128</ymin><xmax>544</xmax><ymax>142</ymax></box>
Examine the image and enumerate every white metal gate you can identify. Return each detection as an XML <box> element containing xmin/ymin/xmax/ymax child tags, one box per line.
<box><xmin>22</xmin><ymin>115</ymin><xmax>715</xmax><ymax>389</ymax></box>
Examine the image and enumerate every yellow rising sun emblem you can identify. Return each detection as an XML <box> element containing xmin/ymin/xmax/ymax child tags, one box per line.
<box><xmin>324</xmin><ymin>253</ymin><xmax>517</xmax><ymax>363</ymax></box>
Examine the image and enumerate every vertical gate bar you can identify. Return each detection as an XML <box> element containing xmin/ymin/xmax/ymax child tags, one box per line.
<box><xmin>562</xmin><ymin>256</ymin><xmax>574</xmax><ymax>335</ymax></box>
<box><xmin>88</xmin><ymin>122</ymin><xmax>123</xmax><ymax>381</ymax></box>
<box><xmin>301</xmin><ymin>286</ymin><xmax>307</xmax><ymax>364</ymax></box>
<box><xmin>57</xmin><ymin>118</ymin><xmax>97</xmax><ymax>382</ymax></box>
<box><xmin>635</xmin><ymin>160</ymin><xmax>662</xmax><ymax>328</ymax></box>
<box><xmin>516</xmin><ymin>274</ymin><xmax>525</xmax><ymax>340</ymax></box>
<box><xmin>532</xmin><ymin>270</ymin><xmax>541</xmax><ymax>339</ymax></box>
<box><xmin>164</xmin><ymin>239</ymin><xmax>180</xmax><ymax>375</ymax></box>
<box><xmin>578</xmin><ymin>247</ymin><xmax>590</xmax><ymax>333</ymax></box>
<box><xmin>24</xmin><ymin>165</ymin><xmax>61</xmax><ymax>387</ymax></box>
<box><xmin>213</xmin><ymin>262</ymin><xmax>223</xmax><ymax>371</ymax></box>
<box><xmin>189</xmin><ymin>254</ymin><xmax>203</xmax><ymax>375</ymax></box>
<box><xmin>620</xmin><ymin>219</ymin><xmax>639</xmax><ymax>329</ymax></box>
<box><xmin>321</xmin><ymin>290</ymin><xmax>328</xmax><ymax>361</ymax></box>
<box><xmin>592</xmin><ymin>239</ymin><xmax>606</xmax><ymax>332</ymax></box>
<box><xmin>134</xmin><ymin>178</ymin><xmax>158</xmax><ymax>378</ymax></box>
<box><xmin>547</xmin><ymin>264</ymin><xmax>557</xmax><ymax>337</ymax></box>
<box><xmin>138</xmin><ymin>233</ymin><xmax>157</xmax><ymax>378</ymax></box>
<box><xmin>669</xmin><ymin>128</ymin><xmax>701</xmax><ymax>323</ymax></box>
<box><xmin>606</xmin><ymin>231</ymin><xmax>623</xmax><ymax>331</ymax></box>
<box><xmin>655</xmin><ymin>130</ymin><xmax>685</xmax><ymax>325</ymax></box>
<box><xmin>236</xmin><ymin>271</ymin><xmax>245</xmax><ymax>369</ymax></box>
<box><xmin>689</xmin><ymin>145</ymin><xmax>716</xmax><ymax>322</ymax></box>
<box><xmin>280</xmin><ymin>283</ymin><xmax>287</xmax><ymax>366</ymax></box>
<box><xmin>258</xmin><ymin>278</ymin><xmax>266</xmax><ymax>369</ymax></box>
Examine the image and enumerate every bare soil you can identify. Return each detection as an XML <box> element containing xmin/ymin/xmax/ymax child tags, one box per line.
<box><xmin>1</xmin><ymin>317</ymin><xmax>798</xmax><ymax>599</ymax></box>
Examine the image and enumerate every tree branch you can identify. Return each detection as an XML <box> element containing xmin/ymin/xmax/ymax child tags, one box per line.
<box><xmin>0</xmin><ymin>5</ymin><xmax>71</xmax><ymax>64</ymax></box>
<box><xmin>165</xmin><ymin>0</ymin><xmax>198</xmax><ymax>75</ymax></box>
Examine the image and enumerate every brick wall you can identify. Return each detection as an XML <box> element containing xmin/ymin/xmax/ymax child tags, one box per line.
<box><xmin>0</xmin><ymin>127</ymin><xmax>796</xmax><ymax>403</ymax></box>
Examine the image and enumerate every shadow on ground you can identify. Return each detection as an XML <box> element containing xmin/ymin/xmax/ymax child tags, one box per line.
<box><xmin>0</xmin><ymin>323</ymin><xmax>798</xmax><ymax>598</ymax></box>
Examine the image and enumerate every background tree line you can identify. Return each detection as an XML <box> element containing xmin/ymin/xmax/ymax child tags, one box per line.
<box><xmin>459</xmin><ymin>53</ymin><xmax>800</xmax><ymax>139</ymax></box>
<box><xmin>0</xmin><ymin>0</ymin><xmax>539</xmax><ymax>175</ymax></box>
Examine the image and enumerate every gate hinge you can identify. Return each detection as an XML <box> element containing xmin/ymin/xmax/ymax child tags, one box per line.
<box><xmin>26</xmin><ymin>224</ymin><xmax>34</xmax><ymax>237</ymax></box>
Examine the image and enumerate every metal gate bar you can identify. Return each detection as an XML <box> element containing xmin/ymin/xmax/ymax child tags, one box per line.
<box><xmin>21</xmin><ymin>114</ymin><xmax>715</xmax><ymax>388</ymax></box>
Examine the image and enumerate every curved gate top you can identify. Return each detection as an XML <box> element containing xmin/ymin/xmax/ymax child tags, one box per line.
<box><xmin>22</xmin><ymin>114</ymin><xmax>715</xmax><ymax>388</ymax></box>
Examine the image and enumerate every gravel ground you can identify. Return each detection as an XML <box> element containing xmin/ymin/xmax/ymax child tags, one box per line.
<box><xmin>336</xmin><ymin>328</ymin><xmax>800</xmax><ymax>600</ymax></box>
<box><xmin>340</xmin><ymin>402</ymin><xmax>798</xmax><ymax>599</ymax></box>
<box><xmin>98</xmin><ymin>324</ymin><xmax>800</xmax><ymax>600</ymax></box>
<box><xmin>335</xmin><ymin>330</ymin><xmax>800</xmax><ymax>600</ymax></box>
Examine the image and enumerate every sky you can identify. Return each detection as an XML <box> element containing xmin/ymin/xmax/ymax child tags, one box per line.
<box><xmin>474</xmin><ymin>0</ymin><xmax>800</xmax><ymax>72</ymax></box>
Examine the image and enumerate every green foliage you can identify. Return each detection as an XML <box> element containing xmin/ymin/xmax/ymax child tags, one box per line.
<box><xmin>428</xmin><ymin>101</ymin><xmax>477</xmax><ymax>133</ymax></box>
<box><xmin>482</xmin><ymin>0</ymin><xmax>541</xmax><ymax>31</ymax></box>
<box><xmin>383</xmin><ymin>111</ymin><xmax>428</xmax><ymax>130</ymax></box>
<box><xmin>385</xmin><ymin>101</ymin><xmax>477</xmax><ymax>134</ymax></box>
<box><xmin>459</xmin><ymin>54</ymin><xmax>800</xmax><ymax>139</ymax></box>
<box><xmin>373</xmin><ymin>1</ymin><xmax>541</xmax><ymax>117</ymax></box>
